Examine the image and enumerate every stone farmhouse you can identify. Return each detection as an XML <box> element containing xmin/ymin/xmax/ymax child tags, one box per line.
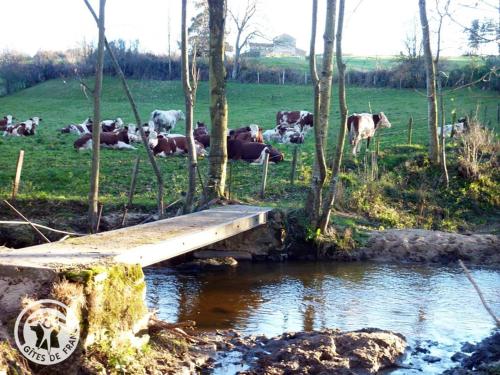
<box><xmin>248</xmin><ymin>34</ymin><xmax>306</xmax><ymax>57</ymax></box>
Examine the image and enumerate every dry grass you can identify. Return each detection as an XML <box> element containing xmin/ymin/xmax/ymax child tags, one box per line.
<box><xmin>458</xmin><ymin>120</ymin><xmax>498</xmax><ymax>181</ymax></box>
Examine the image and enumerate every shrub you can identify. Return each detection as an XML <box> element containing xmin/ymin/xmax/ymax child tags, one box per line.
<box><xmin>457</xmin><ymin>120</ymin><xmax>498</xmax><ymax>180</ymax></box>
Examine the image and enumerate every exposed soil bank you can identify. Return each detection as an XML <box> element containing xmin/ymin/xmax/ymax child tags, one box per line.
<box><xmin>327</xmin><ymin>229</ymin><xmax>500</xmax><ymax>265</ymax></box>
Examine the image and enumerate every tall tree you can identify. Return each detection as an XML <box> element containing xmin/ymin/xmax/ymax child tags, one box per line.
<box><xmin>189</xmin><ymin>1</ymin><xmax>210</xmax><ymax>57</ymax></box>
<box><xmin>306</xmin><ymin>0</ymin><xmax>336</xmax><ymax>228</ymax></box>
<box><xmin>84</xmin><ymin>0</ymin><xmax>165</xmax><ymax>217</ymax></box>
<box><xmin>88</xmin><ymin>0</ymin><xmax>106</xmax><ymax>233</ymax></box>
<box><xmin>419</xmin><ymin>0</ymin><xmax>440</xmax><ymax>164</ymax></box>
<box><xmin>435</xmin><ymin>0</ymin><xmax>450</xmax><ymax>187</ymax></box>
<box><xmin>319</xmin><ymin>0</ymin><xmax>348</xmax><ymax>233</ymax></box>
<box><xmin>228</xmin><ymin>0</ymin><xmax>260</xmax><ymax>80</ymax></box>
<box><xmin>182</xmin><ymin>0</ymin><xmax>200</xmax><ymax>213</ymax></box>
<box><xmin>203</xmin><ymin>0</ymin><xmax>228</xmax><ymax>203</ymax></box>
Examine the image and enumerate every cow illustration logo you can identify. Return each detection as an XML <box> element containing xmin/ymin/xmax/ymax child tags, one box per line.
<box><xmin>14</xmin><ymin>299</ymin><xmax>80</xmax><ymax>365</ymax></box>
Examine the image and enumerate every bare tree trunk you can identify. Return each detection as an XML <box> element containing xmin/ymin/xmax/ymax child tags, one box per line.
<box><xmin>306</xmin><ymin>0</ymin><xmax>323</xmax><ymax>225</ymax></box>
<box><xmin>88</xmin><ymin>0</ymin><xmax>106</xmax><ymax>233</ymax></box>
<box><xmin>84</xmin><ymin>0</ymin><xmax>165</xmax><ymax>217</ymax></box>
<box><xmin>438</xmin><ymin>77</ymin><xmax>449</xmax><ymax>187</ymax></box>
<box><xmin>306</xmin><ymin>0</ymin><xmax>336</xmax><ymax>228</ymax></box>
<box><xmin>231</xmin><ymin>44</ymin><xmax>241</xmax><ymax>80</ymax></box>
<box><xmin>182</xmin><ymin>0</ymin><xmax>199</xmax><ymax>213</ymax></box>
<box><xmin>228</xmin><ymin>0</ymin><xmax>259</xmax><ymax>81</ymax></box>
<box><xmin>419</xmin><ymin>0</ymin><xmax>440</xmax><ymax>164</ymax></box>
<box><xmin>204</xmin><ymin>0</ymin><xmax>228</xmax><ymax>203</ymax></box>
<box><xmin>319</xmin><ymin>0</ymin><xmax>347</xmax><ymax>233</ymax></box>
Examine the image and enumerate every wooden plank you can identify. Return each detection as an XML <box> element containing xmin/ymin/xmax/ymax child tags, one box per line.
<box><xmin>0</xmin><ymin>205</ymin><xmax>271</xmax><ymax>269</ymax></box>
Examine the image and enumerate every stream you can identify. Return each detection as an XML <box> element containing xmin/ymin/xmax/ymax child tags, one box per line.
<box><xmin>144</xmin><ymin>261</ymin><xmax>500</xmax><ymax>374</ymax></box>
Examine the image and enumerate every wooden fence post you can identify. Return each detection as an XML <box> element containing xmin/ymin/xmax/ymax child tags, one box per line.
<box><xmin>11</xmin><ymin>150</ymin><xmax>24</xmax><ymax>200</ymax></box>
<box><xmin>282</xmin><ymin>70</ymin><xmax>285</xmax><ymax>85</ymax></box>
<box><xmin>260</xmin><ymin>153</ymin><xmax>270</xmax><ymax>199</ymax></box>
<box><xmin>257</xmin><ymin>71</ymin><xmax>260</xmax><ymax>84</ymax></box>
<box><xmin>290</xmin><ymin>145</ymin><xmax>299</xmax><ymax>185</ymax></box>
<box><xmin>376</xmin><ymin>138</ymin><xmax>380</xmax><ymax>156</ymax></box>
<box><xmin>407</xmin><ymin>116</ymin><xmax>413</xmax><ymax>145</ymax></box>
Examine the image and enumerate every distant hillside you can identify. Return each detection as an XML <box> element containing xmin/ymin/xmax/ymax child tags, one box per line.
<box><xmin>243</xmin><ymin>55</ymin><xmax>475</xmax><ymax>73</ymax></box>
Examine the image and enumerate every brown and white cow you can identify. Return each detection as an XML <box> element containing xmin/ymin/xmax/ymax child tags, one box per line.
<box><xmin>74</xmin><ymin>128</ymin><xmax>136</xmax><ymax>151</ymax></box>
<box><xmin>276</xmin><ymin>111</ymin><xmax>313</xmax><ymax>133</ymax></box>
<box><xmin>228</xmin><ymin>139</ymin><xmax>284</xmax><ymax>164</ymax></box>
<box><xmin>194</xmin><ymin>121</ymin><xmax>209</xmax><ymax>138</ymax></box>
<box><xmin>0</xmin><ymin>115</ymin><xmax>14</xmax><ymax>130</ymax></box>
<box><xmin>101</xmin><ymin>117</ymin><xmax>124</xmax><ymax>132</ymax></box>
<box><xmin>60</xmin><ymin>118</ymin><xmax>93</xmax><ymax>135</ymax></box>
<box><xmin>149</xmin><ymin>134</ymin><xmax>206</xmax><ymax>158</ymax></box>
<box><xmin>347</xmin><ymin>112</ymin><xmax>391</xmax><ymax>155</ymax></box>
<box><xmin>4</xmin><ymin>117</ymin><xmax>42</xmax><ymax>137</ymax></box>
<box><xmin>229</xmin><ymin>124</ymin><xmax>264</xmax><ymax>143</ymax></box>
<box><xmin>195</xmin><ymin>134</ymin><xmax>210</xmax><ymax>148</ymax></box>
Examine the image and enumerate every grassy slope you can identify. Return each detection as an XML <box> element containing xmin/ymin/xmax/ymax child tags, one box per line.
<box><xmin>244</xmin><ymin>55</ymin><xmax>474</xmax><ymax>72</ymax></box>
<box><xmin>0</xmin><ymin>77</ymin><xmax>498</xmax><ymax>214</ymax></box>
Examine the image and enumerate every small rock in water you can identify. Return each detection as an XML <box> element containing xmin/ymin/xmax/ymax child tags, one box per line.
<box><xmin>412</xmin><ymin>346</ymin><xmax>430</xmax><ymax>355</ymax></box>
<box><xmin>451</xmin><ymin>352</ymin><xmax>469</xmax><ymax>362</ymax></box>
<box><xmin>423</xmin><ymin>355</ymin><xmax>442</xmax><ymax>363</ymax></box>
<box><xmin>461</xmin><ymin>341</ymin><xmax>476</xmax><ymax>353</ymax></box>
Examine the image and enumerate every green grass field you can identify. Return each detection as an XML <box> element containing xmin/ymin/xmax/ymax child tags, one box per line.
<box><xmin>0</xmin><ymin>77</ymin><xmax>498</xmax><ymax>213</ymax></box>
<box><xmin>244</xmin><ymin>55</ymin><xmax>475</xmax><ymax>72</ymax></box>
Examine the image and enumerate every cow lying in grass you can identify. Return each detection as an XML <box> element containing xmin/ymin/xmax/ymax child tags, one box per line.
<box><xmin>229</xmin><ymin>124</ymin><xmax>264</xmax><ymax>143</ymax></box>
<box><xmin>74</xmin><ymin>128</ymin><xmax>136</xmax><ymax>151</ymax></box>
<box><xmin>149</xmin><ymin>132</ymin><xmax>206</xmax><ymax>158</ymax></box>
<box><xmin>0</xmin><ymin>115</ymin><xmax>14</xmax><ymax>131</ymax></box>
<box><xmin>4</xmin><ymin>117</ymin><xmax>42</xmax><ymax>137</ymax></box>
<box><xmin>228</xmin><ymin>139</ymin><xmax>284</xmax><ymax>164</ymax></box>
<box><xmin>60</xmin><ymin>118</ymin><xmax>93</xmax><ymax>135</ymax></box>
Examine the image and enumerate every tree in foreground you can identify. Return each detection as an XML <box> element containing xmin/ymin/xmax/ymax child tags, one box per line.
<box><xmin>419</xmin><ymin>0</ymin><xmax>440</xmax><ymax>164</ymax></box>
<box><xmin>181</xmin><ymin>0</ymin><xmax>200</xmax><ymax>213</ymax></box>
<box><xmin>306</xmin><ymin>0</ymin><xmax>337</xmax><ymax>229</ymax></box>
<box><xmin>88</xmin><ymin>0</ymin><xmax>106</xmax><ymax>233</ymax></box>
<box><xmin>203</xmin><ymin>0</ymin><xmax>228</xmax><ymax>203</ymax></box>
<box><xmin>319</xmin><ymin>0</ymin><xmax>348</xmax><ymax>233</ymax></box>
<box><xmin>84</xmin><ymin>0</ymin><xmax>165</xmax><ymax>218</ymax></box>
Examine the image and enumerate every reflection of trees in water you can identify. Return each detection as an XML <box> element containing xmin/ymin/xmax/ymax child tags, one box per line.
<box><xmin>176</xmin><ymin>267</ymin><xmax>264</xmax><ymax>330</ymax></box>
<box><xmin>171</xmin><ymin>262</ymin><xmax>376</xmax><ymax>332</ymax></box>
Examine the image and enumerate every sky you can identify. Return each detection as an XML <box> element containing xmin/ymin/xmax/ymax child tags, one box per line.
<box><xmin>0</xmin><ymin>0</ymin><xmax>497</xmax><ymax>57</ymax></box>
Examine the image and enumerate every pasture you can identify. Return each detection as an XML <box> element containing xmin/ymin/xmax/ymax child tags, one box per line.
<box><xmin>0</xmin><ymin>77</ymin><xmax>498</xmax><ymax>213</ymax></box>
<box><xmin>244</xmin><ymin>55</ymin><xmax>474</xmax><ymax>72</ymax></box>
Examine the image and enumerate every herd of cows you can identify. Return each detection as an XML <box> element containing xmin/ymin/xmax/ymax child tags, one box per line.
<box><xmin>1</xmin><ymin>109</ymin><xmax>405</xmax><ymax>163</ymax></box>
<box><xmin>4</xmin><ymin>108</ymin><xmax>471</xmax><ymax>162</ymax></box>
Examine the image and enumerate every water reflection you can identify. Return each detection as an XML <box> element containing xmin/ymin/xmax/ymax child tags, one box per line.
<box><xmin>144</xmin><ymin>261</ymin><xmax>500</xmax><ymax>373</ymax></box>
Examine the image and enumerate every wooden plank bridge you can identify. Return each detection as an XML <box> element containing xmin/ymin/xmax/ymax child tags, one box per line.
<box><xmin>0</xmin><ymin>205</ymin><xmax>271</xmax><ymax>270</ymax></box>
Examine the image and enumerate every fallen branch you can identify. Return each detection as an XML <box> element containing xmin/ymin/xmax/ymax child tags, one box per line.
<box><xmin>2</xmin><ymin>200</ymin><xmax>51</xmax><ymax>243</ymax></box>
<box><xmin>459</xmin><ymin>259</ymin><xmax>500</xmax><ymax>327</ymax></box>
<box><xmin>0</xmin><ymin>221</ymin><xmax>86</xmax><ymax>236</ymax></box>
